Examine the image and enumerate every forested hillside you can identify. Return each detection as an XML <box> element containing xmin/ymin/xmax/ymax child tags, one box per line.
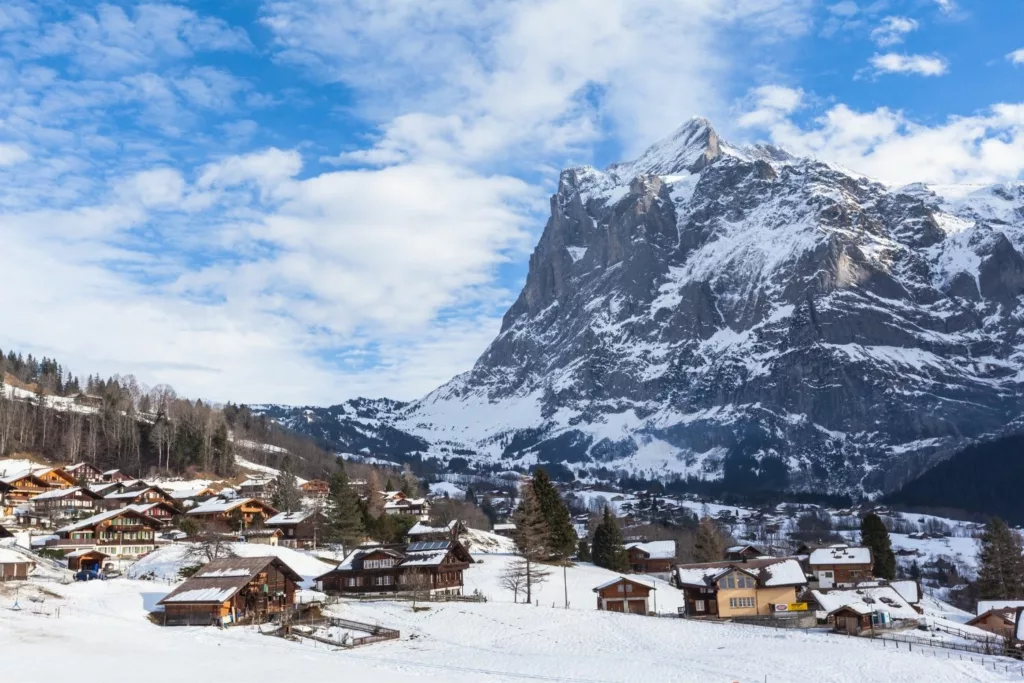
<box><xmin>0</xmin><ymin>348</ymin><xmax>338</xmax><ymax>481</ymax></box>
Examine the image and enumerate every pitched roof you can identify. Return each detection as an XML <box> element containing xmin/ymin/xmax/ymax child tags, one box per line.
<box><xmin>889</xmin><ymin>580</ymin><xmax>920</xmax><ymax>605</ymax></box>
<box><xmin>187</xmin><ymin>497</ymin><xmax>276</xmax><ymax>516</ymax></box>
<box><xmin>810</xmin><ymin>586</ymin><xmax>919</xmax><ymax>620</ymax></box>
<box><xmin>808</xmin><ymin>545</ymin><xmax>872</xmax><ymax>566</ymax></box>
<box><xmin>31</xmin><ymin>486</ymin><xmax>100</xmax><ymax>501</ymax></box>
<box><xmin>0</xmin><ymin>547</ymin><xmax>34</xmax><ymax>565</ymax></box>
<box><xmin>266</xmin><ymin>510</ymin><xmax>316</xmax><ymax>525</ymax></box>
<box><xmin>592</xmin><ymin>576</ymin><xmax>655</xmax><ymax>592</ymax></box>
<box><xmin>408</xmin><ymin>520</ymin><xmax>459</xmax><ymax>536</ymax></box>
<box><xmin>625</xmin><ymin>540</ymin><xmax>676</xmax><ymax>560</ymax></box>
<box><xmin>673</xmin><ymin>558</ymin><xmax>807</xmax><ymax>589</ymax></box>
<box><xmin>318</xmin><ymin>540</ymin><xmax>473</xmax><ymax>576</ymax></box>
<box><xmin>978</xmin><ymin>600</ymin><xmax>1024</xmax><ymax>615</ymax></box>
<box><xmin>56</xmin><ymin>507</ymin><xmax>160</xmax><ymax>533</ymax></box>
<box><xmin>158</xmin><ymin>556</ymin><xmax>302</xmax><ymax>605</ymax></box>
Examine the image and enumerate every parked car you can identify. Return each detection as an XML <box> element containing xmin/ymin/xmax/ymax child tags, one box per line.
<box><xmin>74</xmin><ymin>570</ymin><xmax>105</xmax><ymax>581</ymax></box>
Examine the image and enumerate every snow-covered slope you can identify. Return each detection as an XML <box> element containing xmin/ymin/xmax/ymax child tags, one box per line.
<box><xmin>261</xmin><ymin>118</ymin><xmax>1024</xmax><ymax>496</ymax></box>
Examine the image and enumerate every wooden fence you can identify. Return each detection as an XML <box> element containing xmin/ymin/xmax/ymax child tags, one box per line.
<box><xmin>290</xmin><ymin>616</ymin><xmax>400</xmax><ymax>648</ymax></box>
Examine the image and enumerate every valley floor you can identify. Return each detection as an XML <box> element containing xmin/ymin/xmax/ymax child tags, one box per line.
<box><xmin>2</xmin><ymin>553</ymin><xmax>1021</xmax><ymax>683</ymax></box>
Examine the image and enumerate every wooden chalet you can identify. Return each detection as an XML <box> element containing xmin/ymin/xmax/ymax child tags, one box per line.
<box><xmin>101</xmin><ymin>469</ymin><xmax>130</xmax><ymax>483</ymax></box>
<box><xmin>806</xmin><ymin>545</ymin><xmax>873</xmax><ymax>587</ymax></box>
<box><xmin>318</xmin><ymin>540</ymin><xmax>473</xmax><ymax>596</ymax></box>
<box><xmin>243</xmin><ymin>528</ymin><xmax>282</xmax><ymax>545</ymax></box>
<box><xmin>239</xmin><ymin>476</ymin><xmax>275</xmax><ymax>500</ymax></box>
<box><xmin>830</xmin><ymin>604</ymin><xmax>875</xmax><ymax>635</ymax></box>
<box><xmin>300</xmin><ymin>479</ymin><xmax>329</xmax><ymax>497</ymax></box>
<box><xmin>384</xmin><ymin>495</ymin><xmax>431</xmax><ymax>521</ymax></box>
<box><xmin>593</xmin><ymin>576</ymin><xmax>654</xmax><ymax>614</ymax></box>
<box><xmin>50</xmin><ymin>507</ymin><xmax>162</xmax><ymax>558</ymax></box>
<box><xmin>725</xmin><ymin>545</ymin><xmax>767</xmax><ymax>561</ymax></box>
<box><xmin>806</xmin><ymin>585</ymin><xmax>920</xmax><ymax>628</ymax></box>
<box><xmin>492</xmin><ymin>523</ymin><xmax>516</xmax><ymax>538</ymax></box>
<box><xmin>127</xmin><ymin>501</ymin><xmax>181</xmax><ymax>522</ymax></box>
<box><xmin>625</xmin><ymin>540</ymin><xmax>676</xmax><ymax>574</ymax></box>
<box><xmin>673</xmin><ymin>558</ymin><xmax>808</xmax><ymax>618</ymax></box>
<box><xmin>64</xmin><ymin>462</ymin><xmax>105</xmax><ymax>484</ymax></box>
<box><xmin>101</xmin><ymin>486</ymin><xmax>177</xmax><ymax>510</ymax></box>
<box><xmin>30</xmin><ymin>467</ymin><xmax>77</xmax><ymax>490</ymax></box>
<box><xmin>0</xmin><ymin>471</ymin><xmax>53</xmax><ymax>513</ymax></box>
<box><xmin>264</xmin><ymin>510</ymin><xmax>327</xmax><ymax>548</ymax></box>
<box><xmin>966</xmin><ymin>608</ymin><xmax>1016</xmax><ymax>639</ymax></box>
<box><xmin>0</xmin><ymin>548</ymin><xmax>34</xmax><ymax>581</ymax></box>
<box><xmin>186</xmin><ymin>497</ymin><xmax>278</xmax><ymax>528</ymax></box>
<box><xmin>158</xmin><ymin>556</ymin><xmax>302</xmax><ymax>626</ymax></box>
<box><xmin>31</xmin><ymin>486</ymin><xmax>104</xmax><ymax>517</ymax></box>
<box><xmin>66</xmin><ymin>549</ymin><xmax>110</xmax><ymax>572</ymax></box>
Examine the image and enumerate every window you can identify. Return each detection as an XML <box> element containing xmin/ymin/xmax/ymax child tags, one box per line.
<box><xmin>736</xmin><ymin>575</ymin><xmax>755</xmax><ymax>589</ymax></box>
<box><xmin>728</xmin><ymin>597</ymin><xmax>756</xmax><ymax>609</ymax></box>
<box><xmin>364</xmin><ymin>559</ymin><xmax>394</xmax><ymax>569</ymax></box>
<box><xmin>345</xmin><ymin>577</ymin><xmax>363</xmax><ymax>587</ymax></box>
<box><xmin>373</xmin><ymin>575</ymin><xmax>393</xmax><ymax>586</ymax></box>
<box><xmin>617</xmin><ymin>584</ymin><xmax>624</xmax><ymax>593</ymax></box>
<box><xmin>626</xmin><ymin>584</ymin><xmax>633</xmax><ymax>593</ymax></box>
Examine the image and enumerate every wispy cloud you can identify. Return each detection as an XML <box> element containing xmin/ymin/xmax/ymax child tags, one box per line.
<box><xmin>1008</xmin><ymin>48</ymin><xmax>1024</xmax><ymax>66</ymax></box>
<box><xmin>868</xmin><ymin>52</ymin><xmax>949</xmax><ymax>77</ymax></box>
<box><xmin>870</xmin><ymin>16</ymin><xmax>918</xmax><ymax>47</ymax></box>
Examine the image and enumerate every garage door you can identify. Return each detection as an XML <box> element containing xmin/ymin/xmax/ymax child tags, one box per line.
<box><xmin>605</xmin><ymin>600</ymin><xmax>625</xmax><ymax>612</ymax></box>
<box><xmin>627</xmin><ymin>600</ymin><xmax>646</xmax><ymax>615</ymax></box>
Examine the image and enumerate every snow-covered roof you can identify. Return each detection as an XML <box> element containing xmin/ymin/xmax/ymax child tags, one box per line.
<box><xmin>187</xmin><ymin>497</ymin><xmax>263</xmax><ymax>515</ymax></box>
<box><xmin>169</xmin><ymin>487</ymin><xmax>212</xmax><ymax>499</ymax></box>
<box><xmin>0</xmin><ymin>469</ymin><xmax>43</xmax><ymax>485</ymax></box>
<box><xmin>266</xmin><ymin>510</ymin><xmax>314</xmax><ymax>525</ymax></box>
<box><xmin>31</xmin><ymin>486</ymin><xmax>87</xmax><ymax>501</ymax></box>
<box><xmin>625</xmin><ymin>540</ymin><xmax>676</xmax><ymax>560</ymax></box>
<box><xmin>56</xmin><ymin>508</ymin><xmax>158</xmax><ymax>533</ymax></box>
<box><xmin>105</xmin><ymin>488</ymin><xmax>155</xmax><ymax>500</ymax></box>
<box><xmin>408</xmin><ymin>520</ymin><xmax>458</xmax><ymax>536</ymax></box>
<box><xmin>977</xmin><ymin>600</ymin><xmax>1024</xmax><ymax>615</ymax></box>
<box><xmin>385</xmin><ymin>497</ymin><xmax>427</xmax><ymax>509</ymax></box>
<box><xmin>127</xmin><ymin>503</ymin><xmax>174</xmax><ymax>515</ymax></box>
<box><xmin>0</xmin><ymin>547</ymin><xmax>33</xmax><ymax>564</ymax></box>
<box><xmin>889</xmin><ymin>580</ymin><xmax>920</xmax><ymax>604</ymax></box>
<box><xmin>401</xmin><ymin>550</ymin><xmax>449</xmax><ymax>567</ymax></box>
<box><xmin>811</xmin><ymin>587</ymin><xmax>919</xmax><ymax>620</ymax></box>
<box><xmin>161</xmin><ymin>587</ymin><xmax>237</xmax><ymax>603</ymax></box>
<box><xmin>808</xmin><ymin>546</ymin><xmax>872</xmax><ymax>566</ymax></box>
<box><xmin>88</xmin><ymin>483</ymin><xmax>119</xmax><ymax>494</ymax></box>
<box><xmin>65</xmin><ymin>548</ymin><xmax>108</xmax><ymax>558</ymax></box>
<box><xmin>592</xmin><ymin>576</ymin><xmax>655</xmax><ymax>592</ymax></box>
<box><xmin>492</xmin><ymin>523</ymin><xmax>516</xmax><ymax>531</ymax></box>
<box><xmin>673</xmin><ymin>558</ymin><xmax>807</xmax><ymax>589</ymax></box>
<box><xmin>1017</xmin><ymin>612</ymin><xmax>1024</xmax><ymax>642</ymax></box>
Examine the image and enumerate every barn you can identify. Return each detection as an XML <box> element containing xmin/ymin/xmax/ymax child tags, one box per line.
<box><xmin>0</xmin><ymin>547</ymin><xmax>35</xmax><ymax>581</ymax></box>
<box><xmin>592</xmin><ymin>576</ymin><xmax>654</xmax><ymax>615</ymax></box>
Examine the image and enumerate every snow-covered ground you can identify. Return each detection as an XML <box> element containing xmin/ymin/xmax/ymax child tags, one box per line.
<box><xmin>3</xmin><ymin>567</ymin><xmax>1020</xmax><ymax>683</ymax></box>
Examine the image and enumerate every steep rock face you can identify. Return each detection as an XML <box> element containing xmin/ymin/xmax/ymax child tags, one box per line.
<box><xmin>265</xmin><ymin>119</ymin><xmax>1024</xmax><ymax>496</ymax></box>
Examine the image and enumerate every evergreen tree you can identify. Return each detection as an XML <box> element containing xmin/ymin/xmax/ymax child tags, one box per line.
<box><xmin>530</xmin><ymin>468</ymin><xmax>577</xmax><ymax>559</ymax></box>
<box><xmin>592</xmin><ymin>507</ymin><xmax>628</xmax><ymax>572</ymax></box>
<box><xmin>465</xmin><ymin>486</ymin><xmax>477</xmax><ymax>505</ymax></box>
<box><xmin>977</xmin><ymin>517</ymin><xmax>1024</xmax><ymax>600</ymax></box>
<box><xmin>326</xmin><ymin>468</ymin><xmax>365</xmax><ymax>548</ymax></box>
<box><xmin>860</xmin><ymin>512</ymin><xmax>897</xmax><ymax>580</ymax></box>
<box><xmin>271</xmin><ymin>457</ymin><xmax>302</xmax><ymax>512</ymax></box>
<box><xmin>512</xmin><ymin>484</ymin><xmax>551</xmax><ymax>604</ymax></box>
<box><xmin>693</xmin><ymin>517</ymin><xmax>725</xmax><ymax>563</ymax></box>
<box><xmin>576</xmin><ymin>539</ymin><xmax>592</xmax><ymax>562</ymax></box>
<box><xmin>908</xmin><ymin>560</ymin><xmax>921</xmax><ymax>582</ymax></box>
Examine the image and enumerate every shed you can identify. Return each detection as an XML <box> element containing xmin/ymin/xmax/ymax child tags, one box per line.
<box><xmin>829</xmin><ymin>604</ymin><xmax>875</xmax><ymax>635</ymax></box>
<box><xmin>67</xmin><ymin>549</ymin><xmax>110</xmax><ymax>572</ymax></box>
<box><xmin>0</xmin><ymin>547</ymin><xmax>34</xmax><ymax>581</ymax></box>
<box><xmin>593</xmin><ymin>576</ymin><xmax>654</xmax><ymax>615</ymax></box>
<box><xmin>157</xmin><ymin>556</ymin><xmax>302</xmax><ymax>626</ymax></box>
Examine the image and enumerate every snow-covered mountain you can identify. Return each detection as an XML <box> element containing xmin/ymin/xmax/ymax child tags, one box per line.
<box><xmin>262</xmin><ymin>118</ymin><xmax>1024</xmax><ymax>496</ymax></box>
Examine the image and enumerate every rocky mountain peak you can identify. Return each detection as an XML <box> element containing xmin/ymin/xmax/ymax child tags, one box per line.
<box><xmin>610</xmin><ymin>116</ymin><xmax>724</xmax><ymax>178</ymax></box>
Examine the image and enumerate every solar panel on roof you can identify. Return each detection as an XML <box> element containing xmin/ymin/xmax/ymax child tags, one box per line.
<box><xmin>407</xmin><ymin>541</ymin><xmax>450</xmax><ymax>552</ymax></box>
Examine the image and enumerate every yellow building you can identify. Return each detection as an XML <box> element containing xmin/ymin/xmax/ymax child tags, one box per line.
<box><xmin>673</xmin><ymin>558</ymin><xmax>808</xmax><ymax>618</ymax></box>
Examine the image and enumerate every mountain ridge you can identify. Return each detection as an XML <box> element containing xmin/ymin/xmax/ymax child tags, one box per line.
<box><xmin>258</xmin><ymin>117</ymin><xmax>1024</xmax><ymax>496</ymax></box>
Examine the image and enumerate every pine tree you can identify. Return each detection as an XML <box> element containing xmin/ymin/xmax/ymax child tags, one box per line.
<box><xmin>512</xmin><ymin>484</ymin><xmax>551</xmax><ymax>603</ymax></box>
<box><xmin>977</xmin><ymin>517</ymin><xmax>1024</xmax><ymax>599</ymax></box>
<box><xmin>860</xmin><ymin>512</ymin><xmax>897</xmax><ymax>580</ymax></box>
<box><xmin>908</xmin><ymin>560</ymin><xmax>921</xmax><ymax>582</ymax></box>
<box><xmin>465</xmin><ymin>486</ymin><xmax>477</xmax><ymax>505</ymax></box>
<box><xmin>693</xmin><ymin>517</ymin><xmax>725</xmax><ymax>563</ymax></box>
<box><xmin>326</xmin><ymin>468</ymin><xmax>365</xmax><ymax>549</ymax></box>
<box><xmin>271</xmin><ymin>457</ymin><xmax>302</xmax><ymax>512</ymax></box>
<box><xmin>577</xmin><ymin>539</ymin><xmax>592</xmax><ymax>562</ymax></box>
<box><xmin>530</xmin><ymin>468</ymin><xmax>577</xmax><ymax>559</ymax></box>
<box><xmin>592</xmin><ymin>507</ymin><xmax>628</xmax><ymax>572</ymax></box>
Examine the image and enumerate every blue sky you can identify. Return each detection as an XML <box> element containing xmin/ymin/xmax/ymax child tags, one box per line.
<box><xmin>0</xmin><ymin>0</ymin><xmax>1022</xmax><ymax>405</ymax></box>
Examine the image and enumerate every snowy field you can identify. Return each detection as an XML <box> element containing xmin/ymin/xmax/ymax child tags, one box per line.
<box><xmin>2</xmin><ymin>546</ymin><xmax>1022</xmax><ymax>683</ymax></box>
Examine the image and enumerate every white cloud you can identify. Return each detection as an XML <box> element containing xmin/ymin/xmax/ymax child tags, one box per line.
<box><xmin>0</xmin><ymin>143</ymin><xmax>30</xmax><ymax>166</ymax></box>
<box><xmin>869</xmin><ymin>53</ymin><xmax>949</xmax><ymax>77</ymax></box>
<box><xmin>1008</xmin><ymin>49</ymin><xmax>1024</xmax><ymax>66</ymax></box>
<box><xmin>828</xmin><ymin>1</ymin><xmax>859</xmax><ymax>17</ymax></box>
<box><xmin>933</xmin><ymin>0</ymin><xmax>956</xmax><ymax>14</ymax></box>
<box><xmin>870</xmin><ymin>16</ymin><xmax>918</xmax><ymax>47</ymax></box>
<box><xmin>263</xmin><ymin>0</ymin><xmax>814</xmax><ymax>165</ymax></box>
<box><xmin>739</xmin><ymin>96</ymin><xmax>1024</xmax><ymax>186</ymax></box>
<box><xmin>173</xmin><ymin>67</ymin><xmax>249</xmax><ymax>111</ymax></box>
<box><xmin>737</xmin><ymin>85</ymin><xmax>804</xmax><ymax>128</ymax></box>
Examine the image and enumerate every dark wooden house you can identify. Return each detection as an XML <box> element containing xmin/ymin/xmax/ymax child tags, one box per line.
<box><xmin>724</xmin><ymin>545</ymin><xmax>766</xmax><ymax>561</ymax></box>
<box><xmin>265</xmin><ymin>510</ymin><xmax>328</xmax><ymax>548</ymax></box>
<box><xmin>101</xmin><ymin>486</ymin><xmax>177</xmax><ymax>510</ymax></box>
<box><xmin>0</xmin><ymin>548</ymin><xmax>34</xmax><ymax>581</ymax></box>
<box><xmin>407</xmin><ymin>520</ymin><xmax>466</xmax><ymax>543</ymax></box>
<box><xmin>593</xmin><ymin>576</ymin><xmax>654</xmax><ymax>614</ymax></box>
<box><xmin>66</xmin><ymin>549</ymin><xmax>110</xmax><ymax>572</ymax></box>
<box><xmin>51</xmin><ymin>507</ymin><xmax>162</xmax><ymax>558</ymax></box>
<box><xmin>31</xmin><ymin>486</ymin><xmax>104</xmax><ymax>516</ymax></box>
<box><xmin>624</xmin><ymin>540</ymin><xmax>676</xmax><ymax>574</ymax></box>
<box><xmin>300</xmin><ymin>479</ymin><xmax>330</xmax><ymax>497</ymax></box>
<box><xmin>64</xmin><ymin>462</ymin><xmax>105</xmax><ymax>484</ymax></box>
<box><xmin>186</xmin><ymin>497</ymin><xmax>278</xmax><ymax>528</ymax></box>
<box><xmin>318</xmin><ymin>540</ymin><xmax>473</xmax><ymax>596</ymax></box>
<box><xmin>158</xmin><ymin>556</ymin><xmax>302</xmax><ymax>626</ymax></box>
<box><xmin>807</xmin><ymin>546</ymin><xmax>873</xmax><ymax>587</ymax></box>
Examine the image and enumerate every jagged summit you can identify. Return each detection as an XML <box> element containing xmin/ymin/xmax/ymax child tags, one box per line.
<box><xmin>264</xmin><ymin>122</ymin><xmax>1024</xmax><ymax>498</ymax></box>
